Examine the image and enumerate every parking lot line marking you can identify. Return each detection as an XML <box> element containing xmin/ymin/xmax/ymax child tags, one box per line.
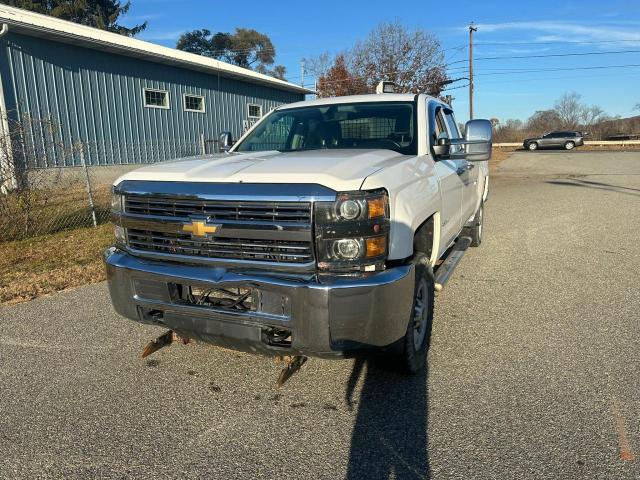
<box><xmin>612</xmin><ymin>397</ymin><xmax>636</xmax><ymax>462</ymax></box>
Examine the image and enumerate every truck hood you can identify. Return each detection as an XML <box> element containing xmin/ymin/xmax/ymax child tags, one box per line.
<box><xmin>116</xmin><ymin>149</ymin><xmax>410</xmax><ymax>192</ymax></box>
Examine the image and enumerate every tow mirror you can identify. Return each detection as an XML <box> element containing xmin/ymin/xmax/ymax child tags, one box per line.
<box><xmin>433</xmin><ymin>119</ymin><xmax>492</xmax><ymax>161</ymax></box>
<box><xmin>463</xmin><ymin>119</ymin><xmax>492</xmax><ymax>161</ymax></box>
<box><xmin>218</xmin><ymin>131</ymin><xmax>234</xmax><ymax>152</ymax></box>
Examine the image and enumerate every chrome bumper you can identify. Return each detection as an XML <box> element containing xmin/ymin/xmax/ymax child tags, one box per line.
<box><xmin>104</xmin><ymin>248</ymin><xmax>414</xmax><ymax>358</ymax></box>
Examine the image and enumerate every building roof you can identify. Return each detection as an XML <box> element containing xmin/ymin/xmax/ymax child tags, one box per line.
<box><xmin>0</xmin><ymin>4</ymin><xmax>313</xmax><ymax>95</ymax></box>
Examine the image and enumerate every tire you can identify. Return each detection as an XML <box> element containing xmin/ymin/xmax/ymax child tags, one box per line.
<box><xmin>528</xmin><ymin>142</ymin><xmax>538</xmax><ymax>151</ymax></box>
<box><xmin>469</xmin><ymin>202</ymin><xmax>484</xmax><ymax>247</ymax></box>
<box><xmin>397</xmin><ymin>254</ymin><xmax>434</xmax><ymax>374</ymax></box>
<box><xmin>564</xmin><ymin>141</ymin><xmax>575</xmax><ymax>150</ymax></box>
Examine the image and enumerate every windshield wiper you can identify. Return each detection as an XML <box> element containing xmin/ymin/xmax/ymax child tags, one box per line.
<box><xmin>276</xmin><ymin>147</ymin><xmax>325</xmax><ymax>153</ymax></box>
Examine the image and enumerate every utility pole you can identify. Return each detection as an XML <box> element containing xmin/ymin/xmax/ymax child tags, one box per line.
<box><xmin>300</xmin><ymin>59</ymin><xmax>305</xmax><ymax>88</ymax></box>
<box><xmin>469</xmin><ymin>22</ymin><xmax>477</xmax><ymax>120</ymax></box>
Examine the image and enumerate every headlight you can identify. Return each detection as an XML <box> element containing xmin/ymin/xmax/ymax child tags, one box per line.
<box><xmin>315</xmin><ymin>189</ymin><xmax>389</xmax><ymax>272</ymax></box>
<box><xmin>333</xmin><ymin>238</ymin><xmax>363</xmax><ymax>260</ymax></box>
<box><xmin>111</xmin><ymin>191</ymin><xmax>123</xmax><ymax>213</ymax></box>
<box><xmin>111</xmin><ymin>188</ymin><xmax>125</xmax><ymax>245</ymax></box>
<box><xmin>338</xmin><ymin>199</ymin><xmax>361</xmax><ymax>220</ymax></box>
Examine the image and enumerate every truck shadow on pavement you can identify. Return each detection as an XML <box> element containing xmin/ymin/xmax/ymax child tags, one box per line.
<box><xmin>545</xmin><ymin>178</ymin><xmax>640</xmax><ymax>197</ymax></box>
<box><xmin>345</xmin><ymin>358</ymin><xmax>430</xmax><ymax>480</ymax></box>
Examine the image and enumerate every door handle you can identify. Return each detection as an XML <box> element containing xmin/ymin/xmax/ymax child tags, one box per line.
<box><xmin>456</xmin><ymin>163</ymin><xmax>475</xmax><ymax>175</ymax></box>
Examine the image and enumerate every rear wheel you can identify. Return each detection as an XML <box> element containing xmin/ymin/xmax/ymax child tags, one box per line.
<box><xmin>528</xmin><ymin>142</ymin><xmax>538</xmax><ymax>151</ymax></box>
<box><xmin>397</xmin><ymin>255</ymin><xmax>434</xmax><ymax>374</ymax></box>
<box><xmin>565</xmin><ymin>141</ymin><xmax>575</xmax><ymax>150</ymax></box>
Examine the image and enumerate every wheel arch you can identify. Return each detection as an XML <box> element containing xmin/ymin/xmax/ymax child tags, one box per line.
<box><xmin>412</xmin><ymin>212</ymin><xmax>440</xmax><ymax>268</ymax></box>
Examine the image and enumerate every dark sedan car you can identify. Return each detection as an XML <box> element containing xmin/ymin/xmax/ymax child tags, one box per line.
<box><xmin>523</xmin><ymin>131</ymin><xmax>584</xmax><ymax>151</ymax></box>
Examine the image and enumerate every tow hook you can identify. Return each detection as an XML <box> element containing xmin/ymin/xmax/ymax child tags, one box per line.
<box><xmin>140</xmin><ymin>330</ymin><xmax>190</xmax><ymax>358</ymax></box>
<box><xmin>140</xmin><ymin>331</ymin><xmax>305</xmax><ymax>387</ymax></box>
<box><xmin>275</xmin><ymin>355</ymin><xmax>307</xmax><ymax>388</ymax></box>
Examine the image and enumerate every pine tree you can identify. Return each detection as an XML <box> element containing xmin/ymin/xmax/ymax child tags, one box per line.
<box><xmin>0</xmin><ymin>0</ymin><xmax>146</xmax><ymax>37</ymax></box>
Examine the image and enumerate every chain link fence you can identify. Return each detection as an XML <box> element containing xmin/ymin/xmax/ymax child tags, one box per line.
<box><xmin>0</xmin><ymin>116</ymin><xmax>211</xmax><ymax>242</ymax></box>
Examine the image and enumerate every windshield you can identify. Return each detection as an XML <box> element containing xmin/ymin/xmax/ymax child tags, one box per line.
<box><xmin>234</xmin><ymin>101</ymin><xmax>417</xmax><ymax>155</ymax></box>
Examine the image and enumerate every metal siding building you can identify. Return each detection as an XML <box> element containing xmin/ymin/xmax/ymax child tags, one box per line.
<box><xmin>0</xmin><ymin>5</ymin><xmax>309</xmax><ymax>168</ymax></box>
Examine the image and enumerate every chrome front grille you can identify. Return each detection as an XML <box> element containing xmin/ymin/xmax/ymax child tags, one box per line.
<box><xmin>125</xmin><ymin>196</ymin><xmax>311</xmax><ymax>224</ymax></box>
<box><xmin>123</xmin><ymin>194</ymin><xmax>314</xmax><ymax>265</ymax></box>
<box><xmin>127</xmin><ymin>229</ymin><xmax>313</xmax><ymax>263</ymax></box>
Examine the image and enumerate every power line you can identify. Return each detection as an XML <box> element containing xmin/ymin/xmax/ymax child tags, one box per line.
<box><xmin>472</xmin><ymin>62</ymin><xmax>640</xmax><ymax>77</ymax></box>
<box><xmin>475</xmin><ymin>38</ymin><xmax>640</xmax><ymax>46</ymax></box>
<box><xmin>441</xmin><ymin>83</ymin><xmax>470</xmax><ymax>92</ymax></box>
<box><xmin>473</xmin><ymin>70</ymin><xmax>640</xmax><ymax>87</ymax></box>
<box><xmin>291</xmin><ymin>45</ymin><xmax>640</xmax><ymax>85</ymax></box>
<box><xmin>446</xmin><ymin>48</ymin><xmax>640</xmax><ymax>66</ymax></box>
<box><xmin>301</xmin><ymin>47</ymin><xmax>640</xmax><ymax>80</ymax></box>
<box><xmin>443</xmin><ymin>43</ymin><xmax>468</xmax><ymax>52</ymax></box>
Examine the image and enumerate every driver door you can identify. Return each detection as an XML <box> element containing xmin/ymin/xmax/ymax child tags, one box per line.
<box><xmin>443</xmin><ymin>109</ymin><xmax>478</xmax><ymax>224</ymax></box>
<box><xmin>431</xmin><ymin>104</ymin><xmax>464</xmax><ymax>247</ymax></box>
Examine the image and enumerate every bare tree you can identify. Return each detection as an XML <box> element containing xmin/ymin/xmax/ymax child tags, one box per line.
<box><xmin>350</xmin><ymin>20</ymin><xmax>448</xmax><ymax>95</ymax></box>
<box><xmin>303</xmin><ymin>52</ymin><xmax>332</xmax><ymax>83</ymax></box>
<box><xmin>526</xmin><ymin>109</ymin><xmax>562</xmax><ymax>133</ymax></box>
<box><xmin>312</xmin><ymin>21</ymin><xmax>448</xmax><ymax>97</ymax></box>
<box><xmin>580</xmin><ymin>105</ymin><xmax>607</xmax><ymax>128</ymax></box>
<box><xmin>554</xmin><ymin>92</ymin><xmax>583</xmax><ymax>129</ymax></box>
<box><xmin>493</xmin><ymin>118</ymin><xmax>526</xmax><ymax>143</ymax></box>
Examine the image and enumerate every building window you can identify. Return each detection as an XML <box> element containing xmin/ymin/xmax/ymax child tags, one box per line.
<box><xmin>248</xmin><ymin>103</ymin><xmax>262</xmax><ymax>119</ymax></box>
<box><xmin>143</xmin><ymin>88</ymin><xmax>169</xmax><ymax>109</ymax></box>
<box><xmin>184</xmin><ymin>94</ymin><xmax>205</xmax><ymax>113</ymax></box>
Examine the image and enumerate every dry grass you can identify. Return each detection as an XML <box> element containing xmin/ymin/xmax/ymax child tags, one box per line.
<box><xmin>0</xmin><ymin>182</ymin><xmax>111</xmax><ymax>241</ymax></box>
<box><xmin>490</xmin><ymin>147</ymin><xmax>517</xmax><ymax>171</ymax></box>
<box><xmin>0</xmin><ymin>223</ymin><xmax>112</xmax><ymax>305</ymax></box>
<box><xmin>580</xmin><ymin>144</ymin><xmax>640</xmax><ymax>151</ymax></box>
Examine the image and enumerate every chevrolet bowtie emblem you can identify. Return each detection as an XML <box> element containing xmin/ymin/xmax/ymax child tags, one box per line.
<box><xmin>182</xmin><ymin>219</ymin><xmax>220</xmax><ymax>238</ymax></box>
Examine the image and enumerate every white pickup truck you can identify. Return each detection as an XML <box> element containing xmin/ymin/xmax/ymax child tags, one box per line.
<box><xmin>105</xmin><ymin>89</ymin><xmax>492</xmax><ymax>376</ymax></box>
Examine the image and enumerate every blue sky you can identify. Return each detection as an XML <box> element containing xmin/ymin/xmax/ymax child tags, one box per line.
<box><xmin>122</xmin><ymin>0</ymin><xmax>640</xmax><ymax>123</ymax></box>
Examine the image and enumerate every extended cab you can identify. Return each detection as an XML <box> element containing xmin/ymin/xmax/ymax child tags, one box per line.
<box><xmin>105</xmin><ymin>91</ymin><xmax>492</xmax><ymax>373</ymax></box>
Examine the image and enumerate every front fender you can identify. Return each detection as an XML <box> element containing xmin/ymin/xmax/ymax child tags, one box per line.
<box><xmin>360</xmin><ymin>155</ymin><xmax>441</xmax><ymax>260</ymax></box>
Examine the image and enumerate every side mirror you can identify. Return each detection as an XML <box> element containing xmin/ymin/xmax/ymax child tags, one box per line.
<box><xmin>432</xmin><ymin>119</ymin><xmax>492</xmax><ymax>161</ymax></box>
<box><xmin>218</xmin><ymin>131</ymin><xmax>234</xmax><ymax>152</ymax></box>
<box><xmin>464</xmin><ymin>119</ymin><xmax>492</xmax><ymax>161</ymax></box>
<box><xmin>433</xmin><ymin>137</ymin><xmax>450</xmax><ymax>156</ymax></box>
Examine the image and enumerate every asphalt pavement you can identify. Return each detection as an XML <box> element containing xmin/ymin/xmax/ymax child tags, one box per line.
<box><xmin>1</xmin><ymin>150</ymin><xmax>639</xmax><ymax>479</ymax></box>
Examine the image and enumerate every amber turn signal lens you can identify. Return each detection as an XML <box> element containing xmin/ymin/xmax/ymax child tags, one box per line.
<box><xmin>366</xmin><ymin>236</ymin><xmax>386</xmax><ymax>257</ymax></box>
<box><xmin>367</xmin><ymin>197</ymin><xmax>387</xmax><ymax>219</ymax></box>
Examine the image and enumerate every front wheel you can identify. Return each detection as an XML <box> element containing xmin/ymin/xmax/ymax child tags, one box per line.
<box><xmin>528</xmin><ymin>142</ymin><xmax>538</xmax><ymax>151</ymax></box>
<box><xmin>565</xmin><ymin>141</ymin><xmax>575</xmax><ymax>150</ymax></box>
<box><xmin>397</xmin><ymin>255</ymin><xmax>434</xmax><ymax>374</ymax></box>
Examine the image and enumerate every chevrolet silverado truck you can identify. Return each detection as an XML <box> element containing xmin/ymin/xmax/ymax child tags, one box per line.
<box><xmin>105</xmin><ymin>88</ymin><xmax>492</xmax><ymax>375</ymax></box>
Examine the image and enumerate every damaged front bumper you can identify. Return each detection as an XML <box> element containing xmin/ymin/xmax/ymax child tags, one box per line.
<box><xmin>104</xmin><ymin>248</ymin><xmax>414</xmax><ymax>358</ymax></box>
<box><xmin>104</xmin><ymin>247</ymin><xmax>414</xmax><ymax>357</ymax></box>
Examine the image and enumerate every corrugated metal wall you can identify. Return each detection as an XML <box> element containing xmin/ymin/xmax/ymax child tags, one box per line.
<box><xmin>0</xmin><ymin>31</ymin><xmax>303</xmax><ymax>167</ymax></box>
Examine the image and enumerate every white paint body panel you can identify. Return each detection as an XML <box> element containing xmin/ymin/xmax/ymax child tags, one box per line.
<box><xmin>115</xmin><ymin>93</ymin><xmax>489</xmax><ymax>262</ymax></box>
<box><xmin>116</xmin><ymin>149</ymin><xmax>409</xmax><ymax>193</ymax></box>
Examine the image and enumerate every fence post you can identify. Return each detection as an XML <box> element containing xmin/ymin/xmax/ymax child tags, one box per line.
<box><xmin>80</xmin><ymin>146</ymin><xmax>97</xmax><ymax>228</ymax></box>
<box><xmin>200</xmin><ymin>133</ymin><xmax>206</xmax><ymax>155</ymax></box>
